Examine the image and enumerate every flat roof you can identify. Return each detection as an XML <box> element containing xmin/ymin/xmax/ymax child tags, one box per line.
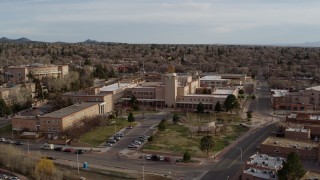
<box><xmin>200</xmin><ymin>76</ymin><xmax>222</xmax><ymax>81</ymax></box>
<box><xmin>243</xmin><ymin>168</ymin><xmax>277</xmax><ymax>179</ymax></box>
<box><xmin>63</xmin><ymin>92</ymin><xmax>109</xmax><ymax>97</ymax></box>
<box><xmin>41</xmin><ymin>102</ymin><xmax>99</xmax><ymax>118</ymax></box>
<box><xmin>247</xmin><ymin>153</ymin><xmax>284</xmax><ymax>170</ymax></box>
<box><xmin>271</xmin><ymin>89</ymin><xmax>289</xmax><ymax>97</ymax></box>
<box><xmin>100</xmin><ymin>83</ymin><xmax>132</xmax><ymax>92</ymax></box>
<box><xmin>306</xmin><ymin>85</ymin><xmax>320</xmax><ymax>91</ymax></box>
<box><xmin>286</xmin><ymin>128</ymin><xmax>309</xmax><ymax>133</ymax></box>
<box><xmin>213</xmin><ymin>89</ymin><xmax>235</xmax><ymax>95</ymax></box>
<box><xmin>262</xmin><ymin>136</ymin><xmax>317</xmax><ymax>149</ymax></box>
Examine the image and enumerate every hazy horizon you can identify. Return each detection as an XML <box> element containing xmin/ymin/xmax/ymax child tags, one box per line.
<box><xmin>1</xmin><ymin>0</ymin><xmax>320</xmax><ymax>44</ymax></box>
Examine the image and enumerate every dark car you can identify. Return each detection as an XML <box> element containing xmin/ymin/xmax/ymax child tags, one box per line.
<box><xmin>151</xmin><ymin>154</ymin><xmax>159</xmax><ymax>161</ymax></box>
<box><xmin>107</xmin><ymin>139</ymin><xmax>117</xmax><ymax>144</ymax></box>
<box><xmin>75</xmin><ymin>149</ymin><xmax>84</xmax><ymax>154</ymax></box>
<box><xmin>15</xmin><ymin>141</ymin><xmax>24</xmax><ymax>145</ymax></box>
<box><xmin>54</xmin><ymin>147</ymin><xmax>63</xmax><ymax>151</ymax></box>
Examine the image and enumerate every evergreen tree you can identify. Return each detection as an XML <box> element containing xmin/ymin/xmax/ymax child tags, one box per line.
<box><xmin>214</xmin><ymin>101</ymin><xmax>222</xmax><ymax>112</ymax></box>
<box><xmin>224</xmin><ymin>95</ymin><xmax>239</xmax><ymax>112</ymax></box>
<box><xmin>172</xmin><ymin>113</ymin><xmax>180</xmax><ymax>124</ymax></box>
<box><xmin>200</xmin><ymin>135</ymin><xmax>214</xmax><ymax>155</ymax></box>
<box><xmin>278</xmin><ymin>152</ymin><xmax>305</xmax><ymax>180</ymax></box>
<box><xmin>158</xmin><ymin>119</ymin><xmax>167</xmax><ymax>131</ymax></box>
<box><xmin>196</xmin><ymin>102</ymin><xmax>205</xmax><ymax>113</ymax></box>
<box><xmin>183</xmin><ymin>151</ymin><xmax>191</xmax><ymax>162</ymax></box>
<box><xmin>127</xmin><ymin>112</ymin><xmax>135</xmax><ymax>122</ymax></box>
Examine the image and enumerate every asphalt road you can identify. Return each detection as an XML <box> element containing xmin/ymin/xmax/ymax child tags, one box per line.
<box><xmin>201</xmin><ymin>123</ymin><xmax>277</xmax><ymax>180</ymax></box>
<box><xmin>249</xmin><ymin>69</ymin><xmax>271</xmax><ymax>115</ymax></box>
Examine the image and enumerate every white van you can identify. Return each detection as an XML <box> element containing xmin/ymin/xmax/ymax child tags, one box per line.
<box><xmin>41</xmin><ymin>143</ymin><xmax>54</xmax><ymax>150</ymax></box>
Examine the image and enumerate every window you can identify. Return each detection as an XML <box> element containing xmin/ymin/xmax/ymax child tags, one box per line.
<box><xmin>47</xmin><ymin>120</ymin><xmax>50</xmax><ymax>124</ymax></box>
<box><xmin>52</xmin><ymin>127</ymin><xmax>56</xmax><ymax>131</ymax></box>
<box><xmin>48</xmin><ymin>127</ymin><xmax>51</xmax><ymax>131</ymax></box>
<box><xmin>275</xmin><ymin>150</ymin><xmax>280</xmax><ymax>153</ymax></box>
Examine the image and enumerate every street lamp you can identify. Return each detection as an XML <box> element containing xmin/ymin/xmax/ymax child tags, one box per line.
<box><xmin>234</xmin><ymin>147</ymin><xmax>243</xmax><ymax>163</ymax></box>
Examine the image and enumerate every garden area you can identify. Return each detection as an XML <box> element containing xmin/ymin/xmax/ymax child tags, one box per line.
<box><xmin>142</xmin><ymin>112</ymin><xmax>248</xmax><ymax>157</ymax></box>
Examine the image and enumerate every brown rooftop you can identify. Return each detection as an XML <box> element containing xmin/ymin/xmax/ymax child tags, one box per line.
<box><xmin>41</xmin><ymin>102</ymin><xmax>99</xmax><ymax>118</ymax></box>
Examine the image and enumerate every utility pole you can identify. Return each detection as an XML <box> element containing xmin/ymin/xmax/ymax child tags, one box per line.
<box><xmin>27</xmin><ymin>140</ymin><xmax>29</xmax><ymax>154</ymax></box>
<box><xmin>142</xmin><ymin>162</ymin><xmax>145</xmax><ymax>180</ymax></box>
<box><xmin>77</xmin><ymin>152</ymin><xmax>80</xmax><ymax>175</ymax></box>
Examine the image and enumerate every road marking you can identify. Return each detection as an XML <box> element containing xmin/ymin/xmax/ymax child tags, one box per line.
<box><xmin>226</xmin><ymin>125</ymin><xmax>274</xmax><ymax>168</ymax></box>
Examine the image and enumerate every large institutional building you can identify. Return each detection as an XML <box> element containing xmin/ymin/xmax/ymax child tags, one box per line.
<box><xmin>119</xmin><ymin>67</ymin><xmax>246</xmax><ymax>111</ymax></box>
<box><xmin>5</xmin><ymin>63</ymin><xmax>69</xmax><ymax>82</ymax></box>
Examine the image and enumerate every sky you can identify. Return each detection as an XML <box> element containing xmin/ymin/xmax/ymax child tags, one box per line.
<box><xmin>1</xmin><ymin>0</ymin><xmax>320</xmax><ymax>44</ymax></box>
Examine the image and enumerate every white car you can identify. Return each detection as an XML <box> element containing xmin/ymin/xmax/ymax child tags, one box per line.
<box><xmin>159</xmin><ymin>156</ymin><xmax>164</xmax><ymax>161</ymax></box>
<box><xmin>145</xmin><ymin>155</ymin><xmax>151</xmax><ymax>160</ymax></box>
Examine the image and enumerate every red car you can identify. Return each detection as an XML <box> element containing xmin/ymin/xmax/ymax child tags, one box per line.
<box><xmin>63</xmin><ymin>148</ymin><xmax>73</xmax><ymax>152</ymax></box>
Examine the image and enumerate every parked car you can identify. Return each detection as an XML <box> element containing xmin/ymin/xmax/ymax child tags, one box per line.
<box><xmin>133</xmin><ymin>140</ymin><xmax>142</xmax><ymax>145</ymax></box>
<box><xmin>6</xmin><ymin>140</ymin><xmax>14</xmax><ymax>144</ymax></box>
<box><xmin>41</xmin><ymin>143</ymin><xmax>54</xmax><ymax>150</ymax></box>
<box><xmin>137</xmin><ymin>136</ymin><xmax>147</xmax><ymax>140</ymax></box>
<box><xmin>75</xmin><ymin>149</ymin><xmax>84</xmax><ymax>154</ymax></box>
<box><xmin>128</xmin><ymin>144</ymin><xmax>137</xmax><ymax>148</ymax></box>
<box><xmin>113</xmin><ymin>136</ymin><xmax>121</xmax><ymax>141</ymax></box>
<box><xmin>42</xmin><ymin>156</ymin><xmax>56</xmax><ymax>160</ymax></box>
<box><xmin>159</xmin><ymin>156</ymin><xmax>164</xmax><ymax>161</ymax></box>
<box><xmin>145</xmin><ymin>154</ymin><xmax>151</xmax><ymax>160</ymax></box>
<box><xmin>54</xmin><ymin>147</ymin><xmax>63</xmax><ymax>151</ymax></box>
<box><xmin>15</xmin><ymin>141</ymin><xmax>24</xmax><ymax>145</ymax></box>
<box><xmin>127</xmin><ymin>126</ymin><xmax>133</xmax><ymax>129</ymax></box>
<box><xmin>107</xmin><ymin>139</ymin><xmax>117</xmax><ymax>144</ymax></box>
<box><xmin>143</xmin><ymin>135</ymin><xmax>150</xmax><ymax>139</ymax></box>
<box><xmin>164</xmin><ymin>156</ymin><xmax>173</xmax><ymax>162</ymax></box>
<box><xmin>106</xmin><ymin>143</ymin><xmax>113</xmax><ymax>147</ymax></box>
<box><xmin>10</xmin><ymin>177</ymin><xmax>20</xmax><ymax>180</ymax></box>
<box><xmin>63</xmin><ymin>148</ymin><xmax>73</xmax><ymax>152</ymax></box>
<box><xmin>115</xmin><ymin>133</ymin><xmax>124</xmax><ymax>137</ymax></box>
<box><xmin>0</xmin><ymin>138</ymin><xmax>5</xmax><ymax>142</ymax></box>
<box><xmin>136</xmin><ymin>138</ymin><xmax>146</xmax><ymax>143</ymax></box>
<box><xmin>151</xmin><ymin>154</ymin><xmax>159</xmax><ymax>161</ymax></box>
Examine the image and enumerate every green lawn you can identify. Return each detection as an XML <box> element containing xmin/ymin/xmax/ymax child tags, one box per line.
<box><xmin>143</xmin><ymin>121</ymin><xmax>248</xmax><ymax>157</ymax></box>
<box><xmin>79</xmin><ymin>118</ymin><xmax>136</xmax><ymax>147</ymax></box>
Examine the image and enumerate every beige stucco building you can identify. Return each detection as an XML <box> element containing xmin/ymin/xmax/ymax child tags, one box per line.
<box><xmin>12</xmin><ymin>102</ymin><xmax>110</xmax><ymax>135</ymax></box>
<box><xmin>5</xmin><ymin>63</ymin><xmax>69</xmax><ymax>82</ymax></box>
<box><xmin>62</xmin><ymin>87</ymin><xmax>113</xmax><ymax>112</ymax></box>
<box><xmin>123</xmin><ymin>71</ymin><xmax>239</xmax><ymax>111</ymax></box>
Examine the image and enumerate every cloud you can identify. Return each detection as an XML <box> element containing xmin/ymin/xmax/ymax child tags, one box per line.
<box><xmin>1</xmin><ymin>0</ymin><xmax>320</xmax><ymax>43</ymax></box>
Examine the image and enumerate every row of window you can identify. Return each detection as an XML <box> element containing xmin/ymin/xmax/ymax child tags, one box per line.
<box><xmin>48</xmin><ymin>127</ymin><xmax>60</xmax><ymax>131</ymax></box>
<box><xmin>274</xmin><ymin>150</ymin><xmax>315</xmax><ymax>158</ymax></box>
<box><xmin>132</xmin><ymin>92</ymin><xmax>153</xmax><ymax>95</ymax></box>
<box><xmin>43</xmin><ymin>120</ymin><xmax>60</xmax><ymax>125</ymax></box>
<box><xmin>177</xmin><ymin>98</ymin><xmax>213</xmax><ymax>102</ymax></box>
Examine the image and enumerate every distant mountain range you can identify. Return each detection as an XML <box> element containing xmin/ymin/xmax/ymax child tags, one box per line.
<box><xmin>1</xmin><ymin>37</ymin><xmax>320</xmax><ymax>47</ymax></box>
